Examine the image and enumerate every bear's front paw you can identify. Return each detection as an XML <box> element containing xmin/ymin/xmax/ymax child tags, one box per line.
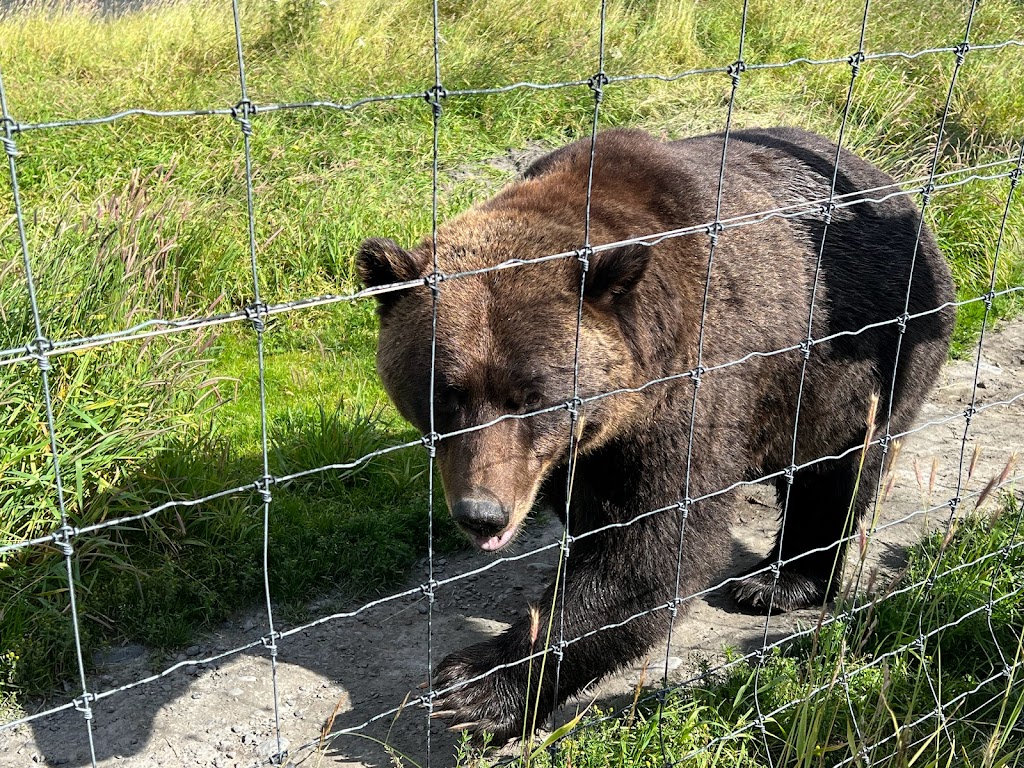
<box><xmin>431</xmin><ymin>646</ymin><xmax>530</xmax><ymax>744</ymax></box>
<box><xmin>729</xmin><ymin>559</ymin><xmax>831</xmax><ymax>613</ymax></box>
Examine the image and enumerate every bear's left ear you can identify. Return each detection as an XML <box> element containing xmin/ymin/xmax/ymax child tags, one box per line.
<box><xmin>583</xmin><ymin>242</ymin><xmax>652</xmax><ymax>304</ymax></box>
<box><xmin>356</xmin><ymin>237</ymin><xmax>427</xmax><ymax>292</ymax></box>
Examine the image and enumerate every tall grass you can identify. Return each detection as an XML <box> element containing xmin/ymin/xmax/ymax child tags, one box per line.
<box><xmin>0</xmin><ymin>0</ymin><xmax>1022</xmax><ymax>702</ymax></box>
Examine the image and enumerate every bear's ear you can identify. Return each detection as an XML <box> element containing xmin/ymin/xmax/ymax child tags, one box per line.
<box><xmin>583</xmin><ymin>243</ymin><xmax>652</xmax><ymax>304</ymax></box>
<box><xmin>356</xmin><ymin>237</ymin><xmax>426</xmax><ymax>292</ymax></box>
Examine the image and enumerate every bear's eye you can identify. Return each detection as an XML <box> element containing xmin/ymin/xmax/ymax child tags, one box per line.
<box><xmin>438</xmin><ymin>386</ymin><xmax>466</xmax><ymax>410</ymax></box>
<box><xmin>504</xmin><ymin>390</ymin><xmax>544</xmax><ymax>414</ymax></box>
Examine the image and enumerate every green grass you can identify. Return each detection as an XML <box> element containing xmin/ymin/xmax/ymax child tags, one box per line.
<box><xmin>0</xmin><ymin>0</ymin><xmax>1022</xmax><ymax>707</ymax></box>
<box><xmin>457</xmin><ymin>498</ymin><xmax>1024</xmax><ymax>768</ymax></box>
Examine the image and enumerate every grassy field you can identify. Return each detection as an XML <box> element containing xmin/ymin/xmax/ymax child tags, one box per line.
<box><xmin>0</xmin><ymin>0</ymin><xmax>1022</xmax><ymax>719</ymax></box>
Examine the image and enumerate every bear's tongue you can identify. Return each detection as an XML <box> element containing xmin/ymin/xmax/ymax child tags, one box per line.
<box><xmin>477</xmin><ymin>527</ymin><xmax>515</xmax><ymax>552</ymax></box>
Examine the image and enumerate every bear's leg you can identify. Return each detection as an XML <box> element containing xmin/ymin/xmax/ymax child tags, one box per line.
<box><xmin>432</xmin><ymin>507</ymin><xmax>715</xmax><ymax>743</ymax></box>
<box><xmin>730</xmin><ymin>454</ymin><xmax>882</xmax><ymax>612</ymax></box>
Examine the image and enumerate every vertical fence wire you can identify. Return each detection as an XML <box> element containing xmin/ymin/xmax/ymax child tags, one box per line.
<box><xmin>978</xmin><ymin>140</ymin><xmax>1024</xmax><ymax>675</ymax></box>
<box><xmin>548</xmin><ymin>0</ymin><xmax>610</xmax><ymax>743</ymax></box>
<box><xmin>661</xmin><ymin>0</ymin><xmax>752</xmax><ymax>760</ymax></box>
<box><xmin>0</xmin><ymin>66</ymin><xmax>98</xmax><ymax>768</ymax></box>
<box><xmin>896</xmin><ymin>0</ymin><xmax>979</xmax><ymax>746</ymax></box>
<box><xmin>746</xmin><ymin>0</ymin><xmax>873</xmax><ymax>760</ymax></box>
<box><xmin>229</xmin><ymin>0</ymin><xmax>285</xmax><ymax>761</ymax></box>
<box><xmin>424</xmin><ymin>0</ymin><xmax>445</xmax><ymax>761</ymax></box>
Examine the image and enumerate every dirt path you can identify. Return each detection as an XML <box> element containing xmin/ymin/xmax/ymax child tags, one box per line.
<box><xmin>3</xmin><ymin>316</ymin><xmax>1021</xmax><ymax>768</ymax></box>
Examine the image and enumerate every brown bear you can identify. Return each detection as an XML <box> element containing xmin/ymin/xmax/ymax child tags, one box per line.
<box><xmin>357</xmin><ymin>127</ymin><xmax>955</xmax><ymax>742</ymax></box>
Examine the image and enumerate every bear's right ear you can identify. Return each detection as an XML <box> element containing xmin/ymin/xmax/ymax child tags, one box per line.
<box><xmin>583</xmin><ymin>242</ymin><xmax>652</xmax><ymax>305</ymax></box>
<box><xmin>356</xmin><ymin>237</ymin><xmax>426</xmax><ymax>293</ymax></box>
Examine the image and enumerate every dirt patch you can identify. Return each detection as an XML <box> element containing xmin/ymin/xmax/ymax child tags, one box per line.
<box><xmin>2</xmin><ymin>314</ymin><xmax>1021</xmax><ymax>768</ymax></box>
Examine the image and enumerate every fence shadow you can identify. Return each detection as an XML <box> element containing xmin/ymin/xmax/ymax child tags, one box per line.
<box><xmin>17</xmin><ymin>470</ymin><xmax>784</xmax><ymax>767</ymax></box>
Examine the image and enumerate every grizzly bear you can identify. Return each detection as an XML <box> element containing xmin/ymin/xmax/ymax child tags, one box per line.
<box><xmin>357</xmin><ymin>127</ymin><xmax>954</xmax><ymax>742</ymax></box>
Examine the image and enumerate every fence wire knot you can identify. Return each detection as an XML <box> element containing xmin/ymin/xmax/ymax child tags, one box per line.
<box><xmin>706</xmin><ymin>220</ymin><xmax>724</xmax><ymax>246</ymax></box>
<box><xmin>784</xmin><ymin>464</ymin><xmax>797</xmax><ymax>485</ymax></box>
<box><xmin>983</xmin><ymin>289</ymin><xmax>996</xmax><ymax>310</ymax></box>
<box><xmin>244</xmin><ymin>302</ymin><xmax>268</xmax><ymax>333</ymax></box>
<box><xmin>799</xmin><ymin>336</ymin><xmax>814</xmax><ymax>360</ymax></box>
<box><xmin>425</xmin><ymin>269</ymin><xmax>445</xmax><ymax>295</ymax></box>
<box><xmin>847</xmin><ymin>50</ymin><xmax>866</xmax><ymax>76</ymax></box>
<box><xmin>52</xmin><ymin>525</ymin><xmax>75</xmax><ymax>557</ymax></box>
<box><xmin>425</xmin><ymin>85</ymin><xmax>447</xmax><ymax>116</ymax></box>
<box><xmin>953</xmin><ymin>41</ymin><xmax>971</xmax><ymax>64</ymax></box>
<box><xmin>549</xmin><ymin>639</ymin><xmax>568</xmax><ymax>661</ymax></box>
<box><xmin>1</xmin><ymin>135</ymin><xmax>18</xmax><ymax>158</ymax></box>
<box><xmin>28</xmin><ymin>336</ymin><xmax>54</xmax><ymax>372</ymax></box>
<box><xmin>254</xmin><ymin>475</ymin><xmax>273</xmax><ymax>505</ymax></box>
<box><xmin>576</xmin><ymin>244</ymin><xmax>593</xmax><ymax>272</ymax></box>
<box><xmin>560</xmin><ymin>533</ymin><xmax>575</xmax><ymax>558</ymax></box>
<box><xmin>963</xmin><ymin>404</ymin><xmax>976</xmax><ymax>424</ymax></box>
<box><xmin>920</xmin><ymin>182</ymin><xmax>935</xmax><ymax>205</ymax></box>
<box><xmin>727</xmin><ymin>59</ymin><xmax>746</xmax><ymax>86</ymax></box>
<box><xmin>566</xmin><ymin>396</ymin><xmax>584</xmax><ymax>418</ymax></box>
<box><xmin>947</xmin><ymin>495</ymin><xmax>961</xmax><ymax>514</ymax></box>
<box><xmin>691</xmin><ymin>364</ymin><xmax>705</xmax><ymax>390</ymax></box>
<box><xmin>419</xmin><ymin>579</ymin><xmax>439</xmax><ymax>602</ymax></box>
<box><xmin>896</xmin><ymin>312</ymin><xmax>910</xmax><ymax>333</ymax></box>
<box><xmin>261</xmin><ymin>632</ymin><xmax>280</xmax><ymax>657</ymax></box>
<box><xmin>820</xmin><ymin>199</ymin><xmax>838</xmax><ymax>225</ymax></box>
<box><xmin>421</xmin><ymin>431</ymin><xmax>441</xmax><ymax>457</ymax></box>
<box><xmin>1009</xmin><ymin>166</ymin><xmax>1022</xmax><ymax>185</ymax></box>
<box><xmin>588</xmin><ymin>72</ymin><xmax>609</xmax><ymax>103</ymax></box>
<box><xmin>231</xmin><ymin>100</ymin><xmax>255</xmax><ymax>136</ymax></box>
<box><xmin>73</xmin><ymin>692</ymin><xmax>95</xmax><ymax>720</ymax></box>
<box><xmin>676</xmin><ymin>499</ymin><xmax>691</xmax><ymax>520</ymax></box>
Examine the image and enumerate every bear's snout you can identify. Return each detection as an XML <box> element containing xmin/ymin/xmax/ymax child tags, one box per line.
<box><xmin>451</xmin><ymin>493</ymin><xmax>514</xmax><ymax>551</ymax></box>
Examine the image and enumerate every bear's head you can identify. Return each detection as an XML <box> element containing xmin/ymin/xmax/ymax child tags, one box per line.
<box><xmin>357</xmin><ymin>217</ymin><xmax>653</xmax><ymax>551</ymax></box>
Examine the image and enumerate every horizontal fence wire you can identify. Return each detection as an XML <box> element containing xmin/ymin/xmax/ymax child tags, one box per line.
<box><xmin>1</xmin><ymin>1</ymin><xmax>1022</xmax><ymax>767</ymax></box>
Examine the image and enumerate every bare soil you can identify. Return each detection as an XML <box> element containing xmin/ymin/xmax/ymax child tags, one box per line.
<box><xmin>2</xmin><ymin>315</ymin><xmax>1021</xmax><ymax>768</ymax></box>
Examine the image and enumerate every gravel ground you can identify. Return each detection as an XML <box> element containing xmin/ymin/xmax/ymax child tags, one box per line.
<box><xmin>2</xmin><ymin>314</ymin><xmax>1021</xmax><ymax>768</ymax></box>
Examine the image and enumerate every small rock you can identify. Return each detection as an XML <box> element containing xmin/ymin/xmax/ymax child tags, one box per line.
<box><xmin>186</xmin><ymin>645</ymin><xmax>201</xmax><ymax>657</ymax></box>
<box><xmin>257</xmin><ymin>737</ymin><xmax>290</xmax><ymax>760</ymax></box>
<box><xmin>228</xmin><ymin>688</ymin><xmax>244</xmax><ymax>697</ymax></box>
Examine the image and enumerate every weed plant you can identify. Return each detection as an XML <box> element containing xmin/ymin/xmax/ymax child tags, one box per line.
<box><xmin>0</xmin><ymin>0</ymin><xmax>1022</xmax><ymax>704</ymax></box>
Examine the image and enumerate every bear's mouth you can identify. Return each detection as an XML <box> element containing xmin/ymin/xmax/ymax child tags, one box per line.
<box><xmin>474</xmin><ymin>525</ymin><xmax>517</xmax><ymax>552</ymax></box>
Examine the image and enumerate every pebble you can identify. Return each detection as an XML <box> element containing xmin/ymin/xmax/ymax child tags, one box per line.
<box><xmin>228</xmin><ymin>688</ymin><xmax>244</xmax><ymax>697</ymax></box>
<box><xmin>257</xmin><ymin>737</ymin><xmax>290</xmax><ymax>759</ymax></box>
<box><xmin>186</xmin><ymin>645</ymin><xmax>201</xmax><ymax>656</ymax></box>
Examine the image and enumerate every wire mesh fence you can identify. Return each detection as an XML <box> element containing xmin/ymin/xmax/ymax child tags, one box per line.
<box><xmin>0</xmin><ymin>0</ymin><xmax>1022</xmax><ymax>766</ymax></box>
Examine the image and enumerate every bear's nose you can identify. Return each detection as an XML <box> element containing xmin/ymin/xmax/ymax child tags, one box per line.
<box><xmin>451</xmin><ymin>496</ymin><xmax>508</xmax><ymax>538</ymax></box>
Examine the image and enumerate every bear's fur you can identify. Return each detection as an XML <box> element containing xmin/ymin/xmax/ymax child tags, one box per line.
<box><xmin>357</xmin><ymin>127</ymin><xmax>955</xmax><ymax>742</ymax></box>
